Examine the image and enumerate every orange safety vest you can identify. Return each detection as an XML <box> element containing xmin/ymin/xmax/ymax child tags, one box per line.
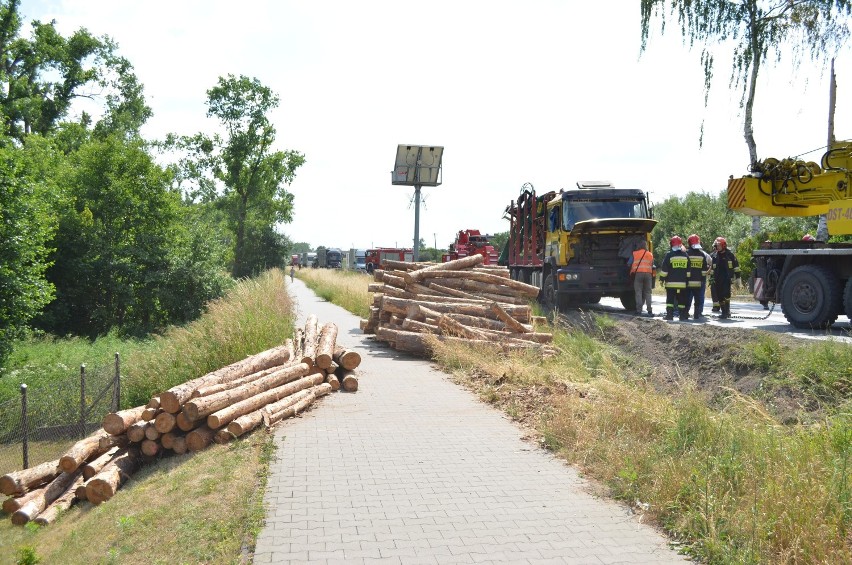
<box><xmin>631</xmin><ymin>249</ymin><xmax>654</xmax><ymax>275</ymax></box>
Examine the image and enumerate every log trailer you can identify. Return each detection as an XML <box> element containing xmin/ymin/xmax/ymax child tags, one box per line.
<box><xmin>727</xmin><ymin>140</ymin><xmax>852</xmax><ymax>328</ymax></box>
<box><xmin>441</xmin><ymin>229</ymin><xmax>499</xmax><ymax>265</ymax></box>
<box><xmin>500</xmin><ymin>182</ymin><xmax>657</xmax><ymax>311</ymax></box>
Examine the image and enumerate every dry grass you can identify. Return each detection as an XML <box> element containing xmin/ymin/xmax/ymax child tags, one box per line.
<box><xmin>0</xmin><ymin>439</ymin><xmax>71</xmax><ymax>477</ymax></box>
<box><xmin>295</xmin><ymin>268</ymin><xmax>372</xmax><ymax>318</ymax></box>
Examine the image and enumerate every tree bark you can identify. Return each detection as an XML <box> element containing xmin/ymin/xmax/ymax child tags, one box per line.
<box><xmin>86</xmin><ymin>448</ymin><xmax>140</xmax><ymax>505</ymax></box>
<box><xmin>172</xmin><ymin>436</ymin><xmax>188</xmax><ymax>455</ymax></box>
<box><xmin>98</xmin><ymin>434</ymin><xmax>129</xmax><ymax>452</ymax></box>
<box><xmin>102</xmin><ymin>405</ymin><xmax>146</xmax><ymax>436</ymax></box>
<box><xmin>332</xmin><ymin>346</ymin><xmax>362</xmax><ymax>370</ymax></box>
<box><xmin>126</xmin><ymin>421</ymin><xmax>148</xmax><ymax>443</ymax></box>
<box><xmin>160</xmin><ymin>431</ymin><xmax>184</xmax><ymax>450</ymax></box>
<box><xmin>206</xmin><ymin>372</ymin><xmax>324</xmax><ymax>429</ymax></box>
<box><xmin>301</xmin><ymin>314</ymin><xmax>319</xmax><ymax>365</ymax></box>
<box><xmin>226</xmin><ymin>409</ymin><xmax>264</xmax><ymax>438</ymax></box>
<box><xmin>176</xmin><ymin>411</ymin><xmax>198</xmax><ymax>432</ymax></box>
<box><xmin>337</xmin><ymin>369</ymin><xmax>359</xmax><ymax>392</ymax></box>
<box><xmin>414</xmin><ymin>270</ymin><xmax>540</xmax><ymax>297</ymax></box>
<box><xmin>59</xmin><ymin>430</ymin><xmax>110</xmax><ymax>473</ymax></box>
<box><xmin>190</xmin><ymin>365</ymin><xmax>284</xmax><ymax>399</ymax></box>
<box><xmin>406</xmin><ymin>254</ymin><xmax>484</xmax><ymax>283</ymax></box>
<box><xmin>0</xmin><ymin>459</ymin><xmax>60</xmax><ymax>497</ymax></box>
<box><xmin>326</xmin><ymin>373</ymin><xmax>340</xmax><ymax>391</ymax></box>
<box><xmin>381</xmin><ymin>296</ymin><xmax>530</xmax><ymax>322</ymax></box>
<box><xmin>315</xmin><ymin>322</ymin><xmax>338</xmax><ymax>369</ymax></box>
<box><xmin>82</xmin><ymin>447</ymin><xmax>121</xmax><ymax>480</ymax></box>
<box><xmin>182</xmin><ymin>362</ymin><xmax>310</xmax><ymax>422</ymax></box>
<box><xmin>12</xmin><ymin>470</ymin><xmax>83</xmax><ymax>525</ymax></box>
<box><xmin>33</xmin><ymin>472</ymin><xmax>86</xmax><ymax>526</ymax></box>
<box><xmin>186</xmin><ymin>425</ymin><xmax>216</xmax><ymax>452</ymax></box>
<box><xmin>262</xmin><ymin>384</ymin><xmax>332</xmax><ymax>426</ymax></box>
<box><xmin>141</xmin><ymin>407</ymin><xmax>159</xmax><ymax>422</ymax></box>
<box><xmin>489</xmin><ymin>302</ymin><xmax>530</xmax><ymax>333</ymax></box>
<box><xmin>146</xmin><ymin>396</ymin><xmax>161</xmax><ymax>410</ymax></box>
<box><xmin>159</xmin><ymin>345</ymin><xmax>291</xmax><ymax>413</ymax></box>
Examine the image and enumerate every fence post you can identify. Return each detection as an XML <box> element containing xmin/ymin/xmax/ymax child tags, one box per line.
<box><xmin>20</xmin><ymin>384</ymin><xmax>29</xmax><ymax>470</ymax></box>
<box><xmin>80</xmin><ymin>364</ymin><xmax>86</xmax><ymax>438</ymax></box>
<box><xmin>113</xmin><ymin>352</ymin><xmax>121</xmax><ymax>412</ymax></box>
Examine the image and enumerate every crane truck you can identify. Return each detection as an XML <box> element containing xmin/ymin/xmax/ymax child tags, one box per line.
<box><xmin>500</xmin><ymin>182</ymin><xmax>657</xmax><ymax>312</ymax></box>
<box><xmin>442</xmin><ymin>229</ymin><xmax>499</xmax><ymax>265</ymax></box>
<box><xmin>727</xmin><ymin>140</ymin><xmax>852</xmax><ymax>329</ymax></box>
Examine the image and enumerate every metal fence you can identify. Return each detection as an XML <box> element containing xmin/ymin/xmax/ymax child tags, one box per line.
<box><xmin>0</xmin><ymin>354</ymin><xmax>121</xmax><ymax>475</ymax></box>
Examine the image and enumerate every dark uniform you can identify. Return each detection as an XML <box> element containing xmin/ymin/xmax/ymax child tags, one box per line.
<box><xmin>684</xmin><ymin>247</ymin><xmax>710</xmax><ymax>319</ymax></box>
<box><xmin>711</xmin><ymin>246</ymin><xmax>740</xmax><ymax>319</ymax></box>
<box><xmin>659</xmin><ymin>246</ymin><xmax>690</xmax><ymax>321</ymax></box>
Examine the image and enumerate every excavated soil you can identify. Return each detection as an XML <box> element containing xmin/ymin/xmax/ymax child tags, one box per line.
<box><xmin>556</xmin><ymin>310</ymin><xmax>818</xmax><ymax>424</ymax></box>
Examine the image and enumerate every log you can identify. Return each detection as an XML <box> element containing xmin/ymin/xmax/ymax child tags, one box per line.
<box><xmin>263</xmin><ymin>384</ymin><xmax>332</xmax><ymax>426</ymax></box>
<box><xmin>141</xmin><ymin>407</ymin><xmax>159</xmax><ymax>422</ymax></box>
<box><xmin>381</xmin><ymin>296</ymin><xmax>530</xmax><ymax>323</ymax></box>
<box><xmin>426</xmin><ymin>277</ymin><xmax>518</xmax><ymax>297</ymax></box>
<box><xmin>98</xmin><ymin>434</ymin><xmax>129</xmax><ymax>452</ymax></box>
<box><xmin>293</xmin><ymin>328</ymin><xmax>304</xmax><ymax>362</ymax></box>
<box><xmin>489</xmin><ymin>301</ymin><xmax>530</xmax><ymax>333</ymax></box>
<box><xmin>213</xmin><ymin>430</ymin><xmax>233</xmax><ymax>445</ymax></box>
<box><xmin>141</xmin><ymin>439</ymin><xmax>160</xmax><ymax>457</ymax></box>
<box><xmin>437</xmin><ymin>315</ymin><xmax>490</xmax><ymax>340</ymax></box>
<box><xmin>159</xmin><ymin>345</ymin><xmax>291</xmax><ymax>413</ymax></box>
<box><xmin>401</xmin><ymin>318</ymin><xmax>441</xmax><ymax>334</ymax></box>
<box><xmin>446</xmin><ymin>312</ymin><xmax>532</xmax><ymax>332</ymax></box>
<box><xmin>12</xmin><ymin>470</ymin><xmax>83</xmax><ymax>525</ymax></box>
<box><xmin>86</xmin><ymin>449</ymin><xmax>140</xmax><ymax>505</ymax></box>
<box><xmin>382</xmin><ymin>259</ymin><xmax>425</xmax><ymax>272</ymax></box>
<box><xmin>191</xmin><ymin>364</ymin><xmax>285</xmax><ymax>399</ymax></box>
<box><xmin>3</xmin><ymin>487</ymin><xmax>40</xmax><ymax>514</ymax></box>
<box><xmin>315</xmin><ymin>322</ymin><xmax>338</xmax><ymax>369</ymax></box>
<box><xmin>415</xmin><ymin>270</ymin><xmax>540</xmax><ymax>297</ymax></box>
<box><xmin>326</xmin><ymin>373</ymin><xmax>340</xmax><ymax>391</ymax></box>
<box><xmin>206</xmin><ymin>372</ymin><xmax>325</xmax><ymax>429</ymax></box>
<box><xmin>82</xmin><ymin>448</ymin><xmax>121</xmax><ymax>480</ymax></box>
<box><xmin>260</xmin><ymin>389</ymin><xmax>313</xmax><ymax>425</ymax></box>
<box><xmin>154</xmin><ymin>411</ymin><xmax>177</xmax><ymax>434</ymax></box>
<box><xmin>172</xmin><ymin>436</ymin><xmax>188</xmax><ymax>455</ymax></box>
<box><xmin>146</xmin><ymin>396</ymin><xmax>161</xmax><ymax>410</ymax></box>
<box><xmin>33</xmin><ymin>472</ymin><xmax>86</xmax><ymax>526</ymax></box>
<box><xmin>126</xmin><ymin>421</ymin><xmax>148</xmax><ymax>443</ymax></box>
<box><xmin>183</xmin><ymin>362</ymin><xmax>311</xmax><ymax>422</ymax></box>
<box><xmin>144</xmin><ymin>425</ymin><xmax>161</xmax><ymax>441</ymax></box>
<box><xmin>338</xmin><ymin>370</ymin><xmax>359</xmax><ymax>392</ymax></box>
<box><xmin>176</xmin><ymin>411</ymin><xmax>198</xmax><ymax>432</ymax></box>
<box><xmin>225</xmin><ymin>410</ymin><xmax>264</xmax><ymax>438</ymax></box>
<box><xmin>59</xmin><ymin>430</ymin><xmax>110</xmax><ymax>473</ymax></box>
<box><xmin>301</xmin><ymin>314</ymin><xmax>319</xmax><ymax>365</ymax></box>
<box><xmin>186</xmin><ymin>425</ymin><xmax>216</xmax><ymax>452</ymax></box>
<box><xmin>1</xmin><ymin>459</ymin><xmax>60</xmax><ymax>496</ymax></box>
<box><xmin>284</xmin><ymin>338</ymin><xmax>295</xmax><ymax>363</ymax></box>
<box><xmin>160</xmin><ymin>431</ymin><xmax>183</xmax><ymax>450</ymax></box>
<box><xmin>406</xmin><ymin>254</ymin><xmax>484</xmax><ymax>283</ymax></box>
<box><xmin>102</xmin><ymin>405</ymin><xmax>146</xmax><ymax>435</ymax></box>
<box><xmin>423</xmin><ymin>281</ymin><xmax>482</xmax><ymax>301</ymax></box>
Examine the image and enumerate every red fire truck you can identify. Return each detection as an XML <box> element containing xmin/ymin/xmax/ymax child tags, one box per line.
<box><xmin>441</xmin><ymin>229</ymin><xmax>499</xmax><ymax>265</ymax></box>
<box><xmin>364</xmin><ymin>248</ymin><xmax>414</xmax><ymax>273</ymax></box>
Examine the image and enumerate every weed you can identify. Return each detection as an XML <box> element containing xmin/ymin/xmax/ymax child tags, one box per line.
<box><xmin>15</xmin><ymin>546</ymin><xmax>39</xmax><ymax>565</ymax></box>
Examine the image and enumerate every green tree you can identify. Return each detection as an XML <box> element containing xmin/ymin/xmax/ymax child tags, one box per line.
<box><xmin>0</xmin><ymin>141</ymin><xmax>57</xmax><ymax>362</ymax></box>
<box><xmin>192</xmin><ymin>75</ymin><xmax>305</xmax><ymax>278</ymax></box>
<box><xmin>640</xmin><ymin>0</ymin><xmax>852</xmax><ymax>163</ymax></box>
<box><xmin>489</xmin><ymin>231</ymin><xmax>509</xmax><ymax>254</ymax></box>
<box><xmin>290</xmin><ymin>241</ymin><xmax>312</xmax><ymax>254</ymax></box>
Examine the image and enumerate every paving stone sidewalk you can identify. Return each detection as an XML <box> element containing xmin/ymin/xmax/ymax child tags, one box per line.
<box><xmin>253</xmin><ymin>278</ymin><xmax>690</xmax><ymax>564</ymax></box>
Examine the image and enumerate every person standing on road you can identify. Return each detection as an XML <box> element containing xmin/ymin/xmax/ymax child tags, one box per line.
<box><xmin>683</xmin><ymin>234</ymin><xmax>711</xmax><ymax>320</ymax></box>
<box><xmin>658</xmin><ymin>235</ymin><xmax>689</xmax><ymax>321</ymax></box>
<box><xmin>290</xmin><ymin>265</ymin><xmax>295</xmax><ymax>282</ymax></box>
<box><xmin>628</xmin><ymin>239</ymin><xmax>655</xmax><ymax>316</ymax></box>
<box><xmin>711</xmin><ymin>236</ymin><xmax>740</xmax><ymax>319</ymax></box>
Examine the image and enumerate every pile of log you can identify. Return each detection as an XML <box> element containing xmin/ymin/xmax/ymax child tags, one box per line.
<box><xmin>361</xmin><ymin>254</ymin><xmax>556</xmax><ymax>357</ymax></box>
<box><xmin>0</xmin><ymin>316</ymin><xmax>362</xmax><ymax>526</ymax></box>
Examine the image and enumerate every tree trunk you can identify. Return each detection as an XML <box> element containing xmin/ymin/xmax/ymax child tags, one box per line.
<box><xmin>415</xmin><ymin>270</ymin><xmax>540</xmax><ymax>297</ymax></box>
<box><xmin>315</xmin><ymin>322</ymin><xmax>338</xmax><ymax>369</ymax></box>
<box><xmin>332</xmin><ymin>346</ymin><xmax>362</xmax><ymax>370</ymax></box>
<box><xmin>102</xmin><ymin>405</ymin><xmax>146</xmax><ymax>436</ymax></box>
<box><xmin>159</xmin><ymin>345</ymin><xmax>291</xmax><ymax>413</ymax></box>
<box><xmin>190</xmin><ymin>365</ymin><xmax>287</xmax><ymax>399</ymax></box>
<box><xmin>262</xmin><ymin>384</ymin><xmax>332</xmax><ymax>427</ymax></box>
<box><xmin>301</xmin><ymin>315</ymin><xmax>319</xmax><ymax>365</ymax></box>
<box><xmin>144</xmin><ymin>425</ymin><xmax>161</xmax><ymax>442</ymax></box>
<box><xmin>176</xmin><ymin>411</ymin><xmax>198</xmax><ymax>432</ymax></box>
<box><xmin>160</xmin><ymin>431</ymin><xmax>184</xmax><ymax>450</ymax></box>
<box><xmin>294</xmin><ymin>328</ymin><xmax>304</xmax><ymax>362</ymax></box>
<box><xmin>260</xmin><ymin>389</ymin><xmax>313</xmax><ymax>426</ymax></box>
<box><xmin>33</xmin><ymin>473</ymin><xmax>86</xmax><ymax>526</ymax></box>
<box><xmin>12</xmin><ymin>470</ymin><xmax>83</xmax><ymax>525</ymax></box>
<box><xmin>226</xmin><ymin>409</ymin><xmax>264</xmax><ymax>438</ymax></box>
<box><xmin>186</xmin><ymin>425</ymin><xmax>216</xmax><ymax>452</ymax></box>
<box><xmin>82</xmin><ymin>447</ymin><xmax>121</xmax><ymax>480</ymax></box>
<box><xmin>337</xmin><ymin>369</ymin><xmax>359</xmax><ymax>392</ymax></box>
<box><xmin>406</xmin><ymin>254</ymin><xmax>484</xmax><ymax>283</ymax></box>
<box><xmin>182</xmin><ymin>362</ymin><xmax>310</xmax><ymax>422</ymax></box>
<box><xmin>59</xmin><ymin>430</ymin><xmax>110</xmax><ymax>473</ymax></box>
<box><xmin>98</xmin><ymin>434</ymin><xmax>129</xmax><ymax>452</ymax></box>
<box><xmin>141</xmin><ymin>407</ymin><xmax>159</xmax><ymax>422</ymax></box>
<box><xmin>326</xmin><ymin>373</ymin><xmax>340</xmax><ymax>391</ymax></box>
<box><xmin>126</xmin><ymin>421</ymin><xmax>148</xmax><ymax>443</ymax></box>
<box><xmin>489</xmin><ymin>302</ymin><xmax>530</xmax><ymax>333</ymax></box>
<box><xmin>172</xmin><ymin>436</ymin><xmax>188</xmax><ymax>455</ymax></box>
<box><xmin>381</xmin><ymin>296</ymin><xmax>530</xmax><ymax>322</ymax></box>
<box><xmin>154</xmin><ymin>412</ymin><xmax>177</xmax><ymax>434</ymax></box>
<box><xmin>206</xmin><ymin>372</ymin><xmax>324</xmax><ymax>429</ymax></box>
<box><xmin>146</xmin><ymin>396</ymin><xmax>161</xmax><ymax>410</ymax></box>
<box><xmin>0</xmin><ymin>459</ymin><xmax>61</xmax><ymax>497</ymax></box>
<box><xmin>141</xmin><ymin>439</ymin><xmax>160</xmax><ymax>457</ymax></box>
<box><xmin>86</xmin><ymin>448</ymin><xmax>140</xmax><ymax>505</ymax></box>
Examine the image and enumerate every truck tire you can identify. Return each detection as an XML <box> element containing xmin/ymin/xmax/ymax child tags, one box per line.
<box><xmin>542</xmin><ymin>274</ymin><xmax>558</xmax><ymax>312</ymax></box>
<box><xmin>780</xmin><ymin>264</ymin><xmax>841</xmax><ymax>329</ymax></box>
<box><xmin>844</xmin><ymin>278</ymin><xmax>852</xmax><ymax>320</ymax></box>
<box><xmin>619</xmin><ymin>291</ymin><xmax>637</xmax><ymax>312</ymax></box>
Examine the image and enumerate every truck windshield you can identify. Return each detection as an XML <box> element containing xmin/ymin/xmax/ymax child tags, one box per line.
<box><xmin>562</xmin><ymin>200</ymin><xmax>646</xmax><ymax>230</ymax></box>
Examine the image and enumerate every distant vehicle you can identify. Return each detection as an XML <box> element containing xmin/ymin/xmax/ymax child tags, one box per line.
<box><xmin>442</xmin><ymin>229</ymin><xmax>499</xmax><ymax>265</ymax></box>
<box><xmin>326</xmin><ymin>248</ymin><xmax>343</xmax><ymax>269</ymax></box>
<box><xmin>365</xmin><ymin>247</ymin><xmax>414</xmax><ymax>274</ymax></box>
<box><xmin>301</xmin><ymin>252</ymin><xmax>317</xmax><ymax>268</ymax></box>
<box><xmin>290</xmin><ymin>254</ymin><xmax>300</xmax><ymax>266</ymax></box>
<box><xmin>349</xmin><ymin>248</ymin><xmax>367</xmax><ymax>271</ymax></box>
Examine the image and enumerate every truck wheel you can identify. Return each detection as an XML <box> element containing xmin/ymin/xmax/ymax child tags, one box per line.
<box><xmin>542</xmin><ymin>274</ymin><xmax>558</xmax><ymax>312</ymax></box>
<box><xmin>619</xmin><ymin>291</ymin><xmax>637</xmax><ymax>312</ymax></box>
<box><xmin>844</xmin><ymin>278</ymin><xmax>852</xmax><ymax>320</ymax></box>
<box><xmin>780</xmin><ymin>265</ymin><xmax>841</xmax><ymax>329</ymax></box>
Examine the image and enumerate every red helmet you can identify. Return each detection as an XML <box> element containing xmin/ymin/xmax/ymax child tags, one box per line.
<box><xmin>670</xmin><ymin>235</ymin><xmax>683</xmax><ymax>247</ymax></box>
<box><xmin>714</xmin><ymin>237</ymin><xmax>727</xmax><ymax>250</ymax></box>
<box><xmin>802</xmin><ymin>234</ymin><xmax>816</xmax><ymax>241</ymax></box>
<box><xmin>687</xmin><ymin>234</ymin><xmax>700</xmax><ymax>246</ymax></box>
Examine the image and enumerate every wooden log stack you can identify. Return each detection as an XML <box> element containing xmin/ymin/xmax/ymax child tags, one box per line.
<box><xmin>1</xmin><ymin>316</ymin><xmax>362</xmax><ymax>526</ymax></box>
<box><xmin>361</xmin><ymin>255</ymin><xmax>556</xmax><ymax>357</ymax></box>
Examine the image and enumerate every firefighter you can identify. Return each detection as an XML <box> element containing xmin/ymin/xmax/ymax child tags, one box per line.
<box><xmin>711</xmin><ymin>236</ymin><xmax>740</xmax><ymax>319</ymax></box>
<box><xmin>658</xmin><ymin>235</ymin><xmax>690</xmax><ymax>321</ymax></box>
<box><xmin>628</xmin><ymin>239</ymin><xmax>654</xmax><ymax>316</ymax></box>
<box><xmin>682</xmin><ymin>234</ymin><xmax>711</xmax><ymax>320</ymax></box>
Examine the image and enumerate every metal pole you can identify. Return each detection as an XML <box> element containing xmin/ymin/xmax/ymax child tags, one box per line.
<box><xmin>113</xmin><ymin>352</ymin><xmax>121</xmax><ymax>412</ymax></box>
<box><xmin>80</xmin><ymin>364</ymin><xmax>86</xmax><ymax>438</ymax></box>
<box><xmin>20</xmin><ymin>384</ymin><xmax>28</xmax><ymax>470</ymax></box>
<box><xmin>413</xmin><ymin>185</ymin><xmax>421</xmax><ymax>261</ymax></box>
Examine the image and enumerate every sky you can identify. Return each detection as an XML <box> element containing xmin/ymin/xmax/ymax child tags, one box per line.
<box><xmin>23</xmin><ymin>0</ymin><xmax>852</xmax><ymax>251</ymax></box>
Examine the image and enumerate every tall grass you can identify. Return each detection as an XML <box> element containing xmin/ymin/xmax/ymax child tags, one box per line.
<box><xmin>296</xmin><ymin>268</ymin><xmax>372</xmax><ymax>318</ymax></box>
<box><xmin>122</xmin><ymin>269</ymin><xmax>294</xmax><ymax>407</ymax></box>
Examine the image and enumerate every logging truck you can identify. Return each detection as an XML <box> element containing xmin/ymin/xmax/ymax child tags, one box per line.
<box><xmin>728</xmin><ymin>139</ymin><xmax>852</xmax><ymax>329</ymax></box>
<box><xmin>500</xmin><ymin>182</ymin><xmax>657</xmax><ymax>312</ymax></box>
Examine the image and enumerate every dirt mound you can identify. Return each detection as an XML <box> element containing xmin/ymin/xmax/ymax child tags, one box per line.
<box><xmin>557</xmin><ymin>310</ymin><xmax>809</xmax><ymax>423</ymax></box>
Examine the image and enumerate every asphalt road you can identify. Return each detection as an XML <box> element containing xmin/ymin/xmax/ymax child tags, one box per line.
<box><xmin>596</xmin><ymin>295</ymin><xmax>852</xmax><ymax>344</ymax></box>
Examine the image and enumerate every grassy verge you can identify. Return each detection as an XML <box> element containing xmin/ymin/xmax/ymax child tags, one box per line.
<box><xmin>0</xmin><ymin>268</ymin><xmax>292</xmax><ymax>564</ymax></box>
<box><xmin>295</xmin><ymin>268</ymin><xmax>372</xmax><ymax>318</ymax></box>
<box><xmin>306</xmin><ymin>272</ymin><xmax>852</xmax><ymax>563</ymax></box>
